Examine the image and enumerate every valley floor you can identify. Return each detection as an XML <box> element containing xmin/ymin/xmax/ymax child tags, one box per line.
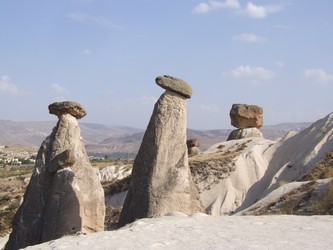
<box><xmin>16</xmin><ymin>214</ymin><xmax>333</xmax><ymax>250</ymax></box>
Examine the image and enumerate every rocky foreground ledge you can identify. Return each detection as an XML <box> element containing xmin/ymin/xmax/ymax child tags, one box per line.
<box><xmin>20</xmin><ymin>215</ymin><xmax>333</xmax><ymax>250</ymax></box>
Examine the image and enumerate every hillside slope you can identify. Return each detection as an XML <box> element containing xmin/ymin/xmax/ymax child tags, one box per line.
<box><xmin>190</xmin><ymin>113</ymin><xmax>333</xmax><ymax>215</ymax></box>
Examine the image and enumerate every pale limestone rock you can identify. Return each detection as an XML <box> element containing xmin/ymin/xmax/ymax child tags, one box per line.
<box><xmin>227</xmin><ymin>128</ymin><xmax>263</xmax><ymax>141</ymax></box>
<box><xmin>118</xmin><ymin>77</ymin><xmax>202</xmax><ymax>227</ymax></box>
<box><xmin>5</xmin><ymin>101</ymin><xmax>105</xmax><ymax>250</ymax></box>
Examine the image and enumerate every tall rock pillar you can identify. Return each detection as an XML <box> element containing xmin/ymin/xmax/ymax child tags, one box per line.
<box><xmin>5</xmin><ymin>101</ymin><xmax>105</xmax><ymax>250</ymax></box>
<box><xmin>118</xmin><ymin>75</ymin><xmax>203</xmax><ymax>227</ymax></box>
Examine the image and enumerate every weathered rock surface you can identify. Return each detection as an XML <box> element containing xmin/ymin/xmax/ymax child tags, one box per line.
<box><xmin>5</xmin><ymin>101</ymin><xmax>105</xmax><ymax>250</ymax></box>
<box><xmin>155</xmin><ymin>75</ymin><xmax>192</xmax><ymax>98</ymax></box>
<box><xmin>188</xmin><ymin>146</ymin><xmax>201</xmax><ymax>156</ymax></box>
<box><xmin>187</xmin><ymin>138</ymin><xmax>200</xmax><ymax>148</ymax></box>
<box><xmin>230</xmin><ymin>104</ymin><xmax>263</xmax><ymax>129</ymax></box>
<box><xmin>118</xmin><ymin>77</ymin><xmax>202</xmax><ymax>227</ymax></box>
<box><xmin>187</xmin><ymin>138</ymin><xmax>201</xmax><ymax>156</ymax></box>
<box><xmin>227</xmin><ymin>128</ymin><xmax>263</xmax><ymax>141</ymax></box>
<box><xmin>49</xmin><ymin>101</ymin><xmax>87</xmax><ymax>119</ymax></box>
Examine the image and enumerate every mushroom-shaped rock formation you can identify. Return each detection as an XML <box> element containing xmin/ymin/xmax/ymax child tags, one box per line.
<box><xmin>5</xmin><ymin>101</ymin><xmax>105</xmax><ymax>250</ymax></box>
<box><xmin>118</xmin><ymin>75</ymin><xmax>202</xmax><ymax>227</ymax></box>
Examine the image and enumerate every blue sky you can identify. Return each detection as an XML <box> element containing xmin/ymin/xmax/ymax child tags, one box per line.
<box><xmin>0</xmin><ymin>0</ymin><xmax>332</xmax><ymax>129</ymax></box>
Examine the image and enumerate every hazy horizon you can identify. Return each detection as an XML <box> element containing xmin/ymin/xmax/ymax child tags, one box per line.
<box><xmin>0</xmin><ymin>0</ymin><xmax>332</xmax><ymax>129</ymax></box>
<box><xmin>0</xmin><ymin>116</ymin><xmax>313</xmax><ymax>131</ymax></box>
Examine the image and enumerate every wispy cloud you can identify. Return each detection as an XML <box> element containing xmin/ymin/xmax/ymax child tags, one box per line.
<box><xmin>233</xmin><ymin>33</ymin><xmax>267</xmax><ymax>43</ymax></box>
<box><xmin>240</xmin><ymin>2</ymin><xmax>284</xmax><ymax>19</ymax></box>
<box><xmin>301</xmin><ymin>68</ymin><xmax>333</xmax><ymax>85</ymax></box>
<box><xmin>0</xmin><ymin>75</ymin><xmax>19</xmax><ymax>95</ymax></box>
<box><xmin>227</xmin><ymin>65</ymin><xmax>276</xmax><ymax>85</ymax></box>
<box><xmin>192</xmin><ymin>0</ymin><xmax>240</xmax><ymax>14</ymax></box>
<box><xmin>51</xmin><ymin>84</ymin><xmax>71</xmax><ymax>101</ymax></box>
<box><xmin>67</xmin><ymin>12</ymin><xmax>121</xmax><ymax>29</ymax></box>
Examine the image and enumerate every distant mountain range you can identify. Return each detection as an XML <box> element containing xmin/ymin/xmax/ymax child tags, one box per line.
<box><xmin>0</xmin><ymin>119</ymin><xmax>310</xmax><ymax>157</ymax></box>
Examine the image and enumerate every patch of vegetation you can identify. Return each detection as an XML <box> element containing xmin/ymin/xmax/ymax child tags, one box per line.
<box><xmin>247</xmin><ymin>181</ymin><xmax>316</xmax><ymax>215</ymax></box>
<box><xmin>103</xmin><ymin>175</ymin><xmax>131</xmax><ymax>197</ymax></box>
<box><xmin>301</xmin><ymin>151</ymin><xmax>333</xmax><ymax>181</ymax></box>
<box><xmin>0</xmin><ymin>191</ymin><xmax>25</xmax><ymax>237</ymax></box>
<box><xmin>0</xmin><ymin>166</ymin><xmax>31</xmax><ymax>236</ymax></box>
<box><xmin>103</xmin><ymin>176</ymin><xmax>131</xmax><ymax>230</ymax></box>
<box><xmin>314</xmin><ymin>180</ymin><xmax>333</xmax><ymax>215</ymax></box>
<box><xmin>189</xmin><ymin>141</ymin><xmax>250</xmax><ymax>192</ymax></box>
<box><xmin>0</xmin><ymin>165</ymin><xmax>34</xmax><ymax>179</ymax></box>
<box><xmin>105</xmin><ymin>206</ymin><xmax>122</xmax><ymax>230</ymax></box>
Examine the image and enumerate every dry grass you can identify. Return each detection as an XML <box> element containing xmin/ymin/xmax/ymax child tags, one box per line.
<box><xmin>102</xmin><ymin>175</ymin><xmax>131</xmax><ymax>230</ymax></box>
<box><xmin>301</xmin><ymin>151</ymin><xmax>333</xmax><ymax>181</ymax></box>
<box><xmin>0</xmin><ymin>165</ymin><xmax>33</xmax><ymax>179</ymax></box>
<box><xmin>247</xmin><ymin>181</ymin><xmax>316</xmax><ymax>215</ymax></box>
<box><xmin>189</xmin><ymin>141</ymin><xmax>250</xmax><ymax>192</ymax></box>
<box><xmin>247</xmin><ymin>151</ymin><xmax>333</xmax><ymax>216</ymax></box>
<box><xmin>314</xmin><ymin>180</ymin><xmax>333</xmax><ymax>215</ymax></box>
<box><xmin>0</xmin><ymin>173</ymin><xmax>31</xmax><ymax>236</ymax></box>
<box><xmin>105</xmin><ymin>206</ymin><xmax>122</xmax><ymax>230</ymax></box>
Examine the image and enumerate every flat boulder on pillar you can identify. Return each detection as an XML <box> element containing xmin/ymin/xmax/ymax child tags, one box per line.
<box><xmin>155</xmin><ymin>75</ymin><xmax>192</xmax><ymax>98</ymax></box>
<box><xmin>230</xmin><ymin>104</ymin><xmax>263</xmax><ymax>129</ymax></box>
<box><xmin>49</xmin><ymin>101</ymin><xmax>87</xmax><ymax>119</ymax></box>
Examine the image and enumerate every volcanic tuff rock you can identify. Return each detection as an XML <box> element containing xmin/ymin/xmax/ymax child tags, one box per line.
<box><xmin>5</xmin><ymin>101</ymin><xmax>105</xmax><ymax>250</ymax></box>
<box><xmin>118</xmin><ymin>76</ymin><xmax>202</xmax><ymax>227</ymax></box>
<box><xmin>230</xmin><ymin>104</ymin><xmax>263</xmax><ymax>129</ymax></box>
<box><xmin>227</xmin><ymin>128</ymin><xmax>263</xmax><ymax>141</ymax></box>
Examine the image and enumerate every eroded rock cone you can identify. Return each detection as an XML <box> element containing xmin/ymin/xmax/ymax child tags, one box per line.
<box><xmin>230</xmin><ymin>104</ymin><xmax>263</xmax><ymax>129</ymax></box>
<box><xmin>118</xmin><ymin>75</ymin><xmax>202</xmax><ymax>227</ymax></box>
<box><xmin>5</xmin><ymin>101</ymin><xmax>105</xmax><ymax>250</ymax></box>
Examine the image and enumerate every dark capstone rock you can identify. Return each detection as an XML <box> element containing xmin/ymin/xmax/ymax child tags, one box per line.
<box><xmin>49</xmin><ymin>101</ymin><xmax>87</xmax><ymax>119</ymax></box>
<box><xmin>155</xmin><ymin>75</ymin><xmax>192</xmax><ymax>98</ymax></box>
<box><xmin>187</xmin><ymin>138</ymin><xmax>200</xmax><ymax>148</ymax></box>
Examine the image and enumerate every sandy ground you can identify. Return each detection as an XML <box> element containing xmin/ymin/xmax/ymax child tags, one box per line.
<box><xmin>17</xmin><ymin>214</ymin><xmax>333</xmax><ymax>250</ymax></box>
